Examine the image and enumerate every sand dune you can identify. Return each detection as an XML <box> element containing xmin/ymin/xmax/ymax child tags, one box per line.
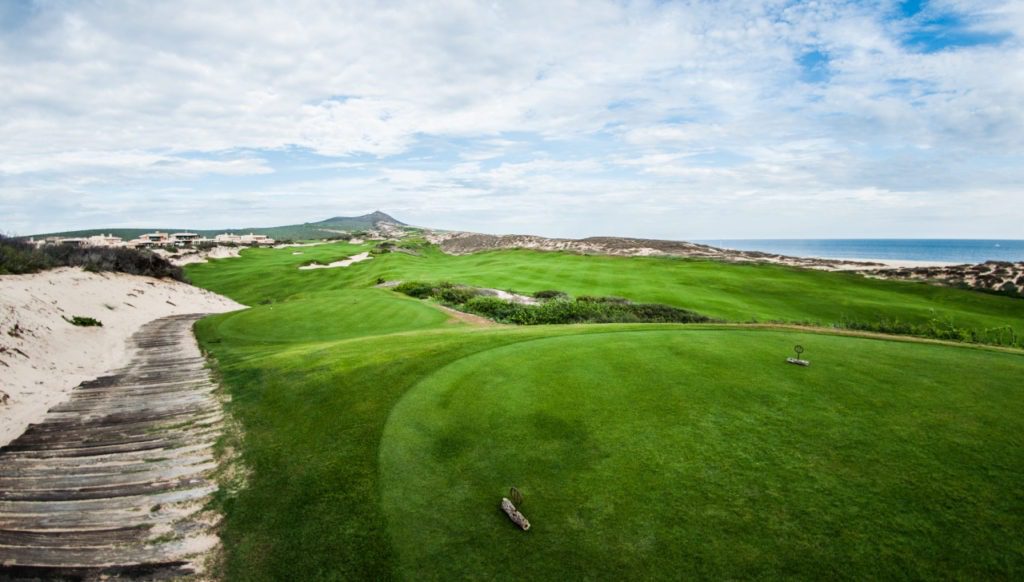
<box><xmin>153</xmin><ymin>245</ymin><xmax>242</xmax><ymax>266</ymax></box>
<box><xmin>0</xmin><ymin>267</ymin><xmax>243</xmax><ymax>447</ymax></box>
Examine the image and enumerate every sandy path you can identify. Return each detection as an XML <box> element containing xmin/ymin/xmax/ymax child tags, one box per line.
<box><xmin>0</xmin><ymin>268</ymin><xmax>243</xmax><ymax>448</ymax></box>
<box><xmin>0</xmin><ymin>314</ymin><xmax>225</xmax><ymax>577</ymax></box>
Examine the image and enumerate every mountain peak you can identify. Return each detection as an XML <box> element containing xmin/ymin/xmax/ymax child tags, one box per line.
<box><xmin>320</xmin><ymin>211</ymin><xmax>405</xmax><ymax>226</ymax></box>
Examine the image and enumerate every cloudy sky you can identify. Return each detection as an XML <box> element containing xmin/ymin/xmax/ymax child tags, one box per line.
<box><xmin>1</xmin><ymin>0</ymin><xmax>1022</xmax><ymax>239</ymax></box>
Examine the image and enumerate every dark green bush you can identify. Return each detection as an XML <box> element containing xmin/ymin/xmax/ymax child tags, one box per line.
<box><xmin>0</xmin><ymin>237</ymin><xmax>54</xmax><ymax>274</ymax></box>
<box><xmin>576</xmin><ymin>295</ymin><xmax>630</xmax><ymax>304</ymax></box>
<box><xmin>533</xmin><ymin>290</ymin><xmax>568</xmax><ymax>300</ymax></box>
<box><xmin>393</xmin><ymin>280</ymin><xmax>715</xmax><ymax>326</ymax></box>
<box><xmin>627</xmin><ymin>303</ymin><xmax>709</xmax><ymax>323</ymax></box>
<box><xmin>0</xmin><ymin>235</ymin><xmax>185</xmax><ymax>281</ymax></box>
<box><xmin>64</xmin><ymin>315</ymin><xmax>103</xmax><ymax>327</ymax></box>
<box><xmin>395</xmin><ymin>281</ymin><xmax>436</xmax><ymax>299</ymax></box>
<box><xmin>458</xmin><ymin>295</ymin><xmax>713</xmax><ymax>326</ymax></box>
<box><xmin>437</xmin><ymin>286</ymin><xmax>478</xmax><ymax>305</ymax></box>
<box><xmin>462</xmin><ymin>296</ymin><xmax>527</xmax><ymax>321</ymax></box>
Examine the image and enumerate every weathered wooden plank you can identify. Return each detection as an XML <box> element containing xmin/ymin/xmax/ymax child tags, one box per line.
<box><xmin>0</xmin><ymin>314</ymin><xmax>224</xmax><ymax>574</ymax></box>
<box><xmin>0</xmin><ymin>526</ymin><xmax>150</xmax><ymax>548</ymax></box>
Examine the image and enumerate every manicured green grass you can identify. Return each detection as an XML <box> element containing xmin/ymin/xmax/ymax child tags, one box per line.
<box><xmin>211</xmin><ymin>289</ymin><xmax>452</xmax><ymax>345</ymax></box>
<box><xmin>187</xmin><ymin>243</ymin><xmax>1024</xmax><ymax>580</ymax></box>
<box><xmin>381</xmin><ymin>330</ymin><xmax>1024</xmax><ymax>579</ymax></box>
<box><xmin>188</xmin><ymin>242</ymin><xmax>1024</xmax><ymax>342</ymax></box>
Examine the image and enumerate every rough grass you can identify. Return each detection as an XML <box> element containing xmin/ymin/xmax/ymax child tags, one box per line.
<box><xmin>186</xmin><ymin>242</ymin><xmax>1024</xmax><ymax>580</ymax></box>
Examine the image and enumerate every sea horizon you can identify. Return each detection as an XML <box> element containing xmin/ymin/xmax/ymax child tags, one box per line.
<box><xmin>696</xmin><ymin>239</ymin><xmax>1024</xmax><ymax>264</ymax></box>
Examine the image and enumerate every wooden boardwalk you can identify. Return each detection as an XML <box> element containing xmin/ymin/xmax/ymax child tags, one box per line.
<box><xmin>0</xmin><ymin>314</ymin><xmax>224</xmax><ymax>578</ymax></box>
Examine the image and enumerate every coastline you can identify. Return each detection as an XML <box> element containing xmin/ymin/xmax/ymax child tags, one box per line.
<box><xmin>826</xmin><ymin>258</ymin><xmax>963</xmax><ymax>271</ymax></box>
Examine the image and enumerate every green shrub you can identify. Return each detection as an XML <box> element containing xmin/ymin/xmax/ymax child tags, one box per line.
<box><xmin>462</xmin><ymin>297</ymin><xmax>527</xmax><ymax>321</ymax></box>
<box><xmin>64</xmin><ymin>315</ymin><xmax>103</xmax><ymax>327</ymax></box>
<box><xmin>395</xmin><ymin>281</ymin><xmax>436</xmax><ymax>299</ymax></box>
<box><xmin>0</xmin><ymin>236</ymin><xmax>186</xmax><ymax>281</ymax></box>
<box><xmin>459</xmin><ymin>295</ymin><xmax>713</xmax><ymax>326</ymax></box>
<box><xmin>437</xmin><ymin>286</ymin><xmax>478</xmax><ymax>305</ymax></box>
<box><xmin>393</xmin><ymin>280</ymin><xmax>715</xmax><ymax>327</ymax></box>
<box><xmin>627</xmin><ymin>303</ymin><xmax>710</xmax><ymax>323</ymax></box>
<box><xmin>576</xmin><ymin>295</ymin><xmax>630</xmax><ymax>304</ymax></box>
<box><xmin>533</xmin><ymin>289</ymin><xmax>568</xmax><ymax>300</ymax></box>
<box><xmin>0</xmin><ymin>237</ymin><xmax>54</xmax><ymax>274</ymax></box>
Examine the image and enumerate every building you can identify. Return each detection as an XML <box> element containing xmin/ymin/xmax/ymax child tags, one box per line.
<box><xmin>130</xmin><ymin>232</ymin><xmax>170</xmax><ymax>247</ymax></box>
<box><xmin>85</xmin><ymin>233</ymin><xmax>124</xmax><ymax>248</ymax></box>
<box><xmin>214</xmin><ymin>233</ymin><xmax>241</xmax><ymax>244</ymax></box>
<box><xmin>169</xmin><ymin>232</ymin><xmax>204</xmax><ymax>246</ymax></box>
<box><xmin>214</xmin><ymin>233</ymin><xmax>275</xmax><ymax>245</ymax></box>
<box><xmin>240</xmin><ymin>233</ymin><xmax>274</xmax><ymax>245</ymax></box>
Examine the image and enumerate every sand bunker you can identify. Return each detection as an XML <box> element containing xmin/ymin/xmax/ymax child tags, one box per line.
<box><xmin>0</xmin><ymin>267</ymin><xmax>244</xmax><ymax>447</ymax></box>
<box><xmin>299</xmin><ymin>252</ymin><xmax>373</xmax><ymax>270</ymax></box>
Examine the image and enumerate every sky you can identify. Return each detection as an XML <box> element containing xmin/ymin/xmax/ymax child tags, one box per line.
<box><xmin>1</xmin><ymin>0</ymin><xmax>1022</xmax><ymax>239</ymax></box>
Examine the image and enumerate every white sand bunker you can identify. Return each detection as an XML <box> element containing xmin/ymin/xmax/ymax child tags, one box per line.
<box><xmin>298</xmin><ymin>252</ymin><xmax>373</xmax><ymax>270</ymax></box>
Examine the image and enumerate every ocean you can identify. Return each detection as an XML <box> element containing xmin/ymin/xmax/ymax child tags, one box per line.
<box><xmin>695</xmin><ymin>239</ymin><xmax>1024</xmax><ymax>264</ymax></box>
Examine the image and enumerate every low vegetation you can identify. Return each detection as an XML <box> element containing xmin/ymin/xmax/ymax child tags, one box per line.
<box><xmin>0</xmin><ymin>235</ymin><xmax>186</xmax><ymax>281</ymax></box>
<box><xmin>835</xmin><ymin>315</ymin><xmax>1021</xmax><ymax>346</ymax></box>
<box><xmin>63</xmin><ymin>315</ymin><xmax>102</xmax><ymax>327</ymax></box>
<box><xmin>395</xmin><ymin>280</ymin><xmax>713</xmax><ymax>325</ymax></box>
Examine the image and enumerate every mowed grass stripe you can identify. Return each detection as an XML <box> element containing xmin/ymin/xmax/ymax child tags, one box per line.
<box><xmin>212</xmin><ymin>289</ymin><xmax>453</xmax><ymax>345</ymax></box>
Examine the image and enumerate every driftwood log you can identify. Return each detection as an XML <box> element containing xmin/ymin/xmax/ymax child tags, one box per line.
<box><xmin>500</xmin><ymin>497</ymin><xmax>531</xmax><ymax>530</ymax></box>
<box><xmin>786</xmin><ymin>357</ymin><xmax>810</xmax><ymax>367</ymax></box>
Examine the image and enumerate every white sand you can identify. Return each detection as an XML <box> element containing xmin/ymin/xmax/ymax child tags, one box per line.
<box><xmin>0</xmin><ymin>267</ymin><xmax>244</xmax><ymax>448</ymax></box>
<box><xmin>827</xmin><ymin>258</ymin><xmax>962</xmax><ymax>271</ymax></box>
<box><xmin>298</xmin><ymin>251</ymin><xmax>373</xmax><ymax>270</ymax></box>
<box><xmin>273</xmin><ymin>241</ymin><xmax>327</xmax><ymax>249</ymax></box>
<box><xmin>153</xmin><ymin>245</ymin><xmax>242</xmax><ymax>267</ymax></box>
<box><xmin>479</xmin><ymin>288</ymin><xmax>539</xmax><ymax>305</ymax></box>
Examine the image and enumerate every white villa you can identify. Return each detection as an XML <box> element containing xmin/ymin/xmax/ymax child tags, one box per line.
<box><xmin>213</xmin><ymin>233</ymin><xmax>275</xmax><ymax>245</ymax></box>
<box><xmin>33</xmin><ymin>230</ymin><xmax>275</xmax><ymax>249</ymax></box>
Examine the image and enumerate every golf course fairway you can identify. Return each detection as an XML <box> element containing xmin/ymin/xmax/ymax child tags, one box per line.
<box><xmin>381</xmin><ymin>330</ymin><xmax>1023</xmax><ymax>579</ymax></box>
<box><xmin>186</xmin><ymin>242</ymin><xmax>1024</xmax><ymax>580</ymax></box>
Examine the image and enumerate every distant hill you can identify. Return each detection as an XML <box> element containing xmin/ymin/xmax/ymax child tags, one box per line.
<box><xmin>28</xmin><ymin>211</ymin><xmax>406</xmax><ymax>242</ymax></box>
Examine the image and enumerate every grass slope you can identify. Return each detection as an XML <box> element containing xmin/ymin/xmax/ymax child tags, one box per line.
<box><xmin>187</xmin><ymin>242</ymin><xmax>1024</xmax><ymax>580</ymax></box>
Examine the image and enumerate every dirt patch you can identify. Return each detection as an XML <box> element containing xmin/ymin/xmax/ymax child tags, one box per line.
<box><xmin>434</xmin><ymin>304</ymin><xmax>500</xmax><ymax>327</ymax></box>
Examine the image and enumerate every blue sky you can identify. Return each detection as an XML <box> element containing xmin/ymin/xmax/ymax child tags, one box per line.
<box><xmin>1</xmin><ymin>0</ymin><xmax>1022</xmax><ymax>238</ymax></box>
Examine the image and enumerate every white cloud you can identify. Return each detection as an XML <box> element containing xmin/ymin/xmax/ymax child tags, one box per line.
<box><xmin>0</xmin><ymin>0</ymin><xmax>1021</xmax><ymax>237</ymax></box>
